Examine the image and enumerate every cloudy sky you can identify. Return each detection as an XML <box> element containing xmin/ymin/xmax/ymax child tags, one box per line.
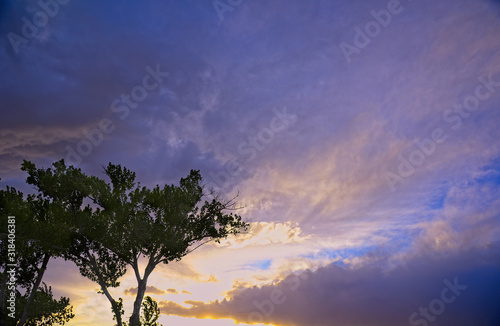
<box><xmin>1</xmin><ymin>0</ymin><xmax>500</xmax><ymax>325</ymax></box>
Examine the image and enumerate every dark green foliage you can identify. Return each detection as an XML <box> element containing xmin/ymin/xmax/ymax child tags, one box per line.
<box><xmin>22</xmin><ymin>283</ymin><xmax>74</xmax><ymax>326</ymax></box>
<box><xmin>2</xmin><ymin>283</ymin><xmax>74</xmax><ymax>326</ymax></box>
<box><xmin>139</xmin><ymin>296</ymin><xmax>162</xmax><ymax>326</ymax></box>
<box><xmin>0</xmin><ymin>185</ymin><xmax>75</xmax><ymax>326</ymax></box>
<box><xmin>20</xmin><ymin>159</ymin><xmax>247</xmax><ymax>326</ymax></box>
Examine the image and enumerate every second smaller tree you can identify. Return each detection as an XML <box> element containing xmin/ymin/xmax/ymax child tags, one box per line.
<box><xmin>22</xmin><ymin>160</ymin><xmax>247</xmax><ymax>326</ymax></box>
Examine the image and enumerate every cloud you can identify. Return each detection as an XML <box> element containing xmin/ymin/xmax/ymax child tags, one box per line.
<box><xmin>2</xmin><ymin>0</ymin><xmax>500</xmax><ymax>325</ymax></box>
<box><xmin>216</xmin><ymin>222</ymin><xmax>310</xmax><ymax>248</ymax></box>
<box><xmin>158</xmin><ymin>259</ymin><xmax>206</xmax><ymax>281</ymax></box>
<box><xmin>0</xmin><ymin>126</ymin><xmax>90</xmax><ymax>176</ymax></box>
<box><xmin>124</xmin><ymin>285</ymin><xmax>167</xmax><ymax>296</ymax></box>
<box><xmin>167</xmin><ymin>288</ymin><xmax>179</xmax><ymax>294</ymax></box>
<box><xmin>160</xmin><ymin>244</ymin><xmax>500</xmax><ymax>326</ymax></box>
<box><xmin>204</xmin><ymin>275</ymin><xmax>218</xmax><ymax>283</ymax></box>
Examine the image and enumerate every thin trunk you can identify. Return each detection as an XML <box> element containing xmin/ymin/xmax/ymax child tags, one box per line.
<box><xmin>129</xmin><ymin>259</ymin><xmax>156</xmax><ymax>326</ymax></box>
<box><xmin>96</xmin><ymin>281</ymin><xmax>123</xmax><ymax>326</ymax></box>
<box><xmin>129</xmin><ymin>279</ymin><xmax>147</xmax><ymax>326</ymax></box>
<box><xmin>18</xmin><ymin>253</ymin><xmax>50</xmax><ymax>326</ymax></box>
<box><xmin>0</xmin><ymin>269</ymin><xmax>8</xmax><ymax>325</ymax></box>
<box><xmin>87</xmin><ymin>254</ymin><xmax>123</xmax><ymax>326</ymax></box>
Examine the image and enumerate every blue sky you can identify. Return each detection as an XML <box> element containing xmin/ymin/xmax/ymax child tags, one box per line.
<box><xmin>1</xmin><ymin>0</ymin><xmax>500</xmax><ymax>325</ymax></box>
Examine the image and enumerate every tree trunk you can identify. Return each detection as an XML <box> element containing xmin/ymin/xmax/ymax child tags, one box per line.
<box><xmin>87</xmin><ymin>254</ymin><xmax>123</xmax><ymax>326</ymax></box>
<box><xmin>129</xmin><ymin>259</ymin><xmax>156</xmax><ymax>326</ymax></box>
<box><xmin>18</xmin><ymin>253</ymin><xmax>50</xmax><ymax>326</ymax></box>
<box><xmin>98</xmin><ymin>282</ymin><xmax>123</xmax><ymax>326</ymax></box>
<box><xmin>129</xmin><ymin>278</ymin><xmax>147</xmax><ymax>326</ymax></box>
<box><xmin>0</xmin><ymin>269</ymin><xmax>8</xmax><ymax>326</ymax></box>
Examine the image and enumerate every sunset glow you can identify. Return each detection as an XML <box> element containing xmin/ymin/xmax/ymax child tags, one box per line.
<box><xmin>1</xmin><ymin>0</ymin><xmax>500</xmax><ymax>325</ymax></box>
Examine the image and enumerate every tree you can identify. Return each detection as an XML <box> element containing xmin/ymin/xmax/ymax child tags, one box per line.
<box><xmin>139</xmin><ymin>296</ymin><xmax>162</xmax><ymax>326</ymax></box>
<box><xmin>0</xmin><ymin>186</ymin><xmax>75</xmax><ymax>326</ymax></box>
<box><xmin>22</xmin><ymin>160</ymin><xmax>248</xmax><ymax>326</ymax></box>
<box><xmin>20</xmin><ymin>160</ymin><xmax>128</xmax><ymax>326</ymax></box>
<box><xmin>18</xmin><ymin>283</ymin><xmax>74</xmax><ymax>326</ymax></box>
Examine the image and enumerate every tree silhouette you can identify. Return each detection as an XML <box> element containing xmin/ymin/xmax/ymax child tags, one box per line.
<box><xmin>21</xmin><ymin>160</ymin><xmax>247</xmax><ymax>326</ymax></box>
<box><xmin>0</xmin><ymin>186</ymin><xmax>74</xmax><ymax>326</ymax></box>
<box><xmin>140</xmin><ymin>296</ymin><xmax>162</xmax><ymax>326</ymax></box>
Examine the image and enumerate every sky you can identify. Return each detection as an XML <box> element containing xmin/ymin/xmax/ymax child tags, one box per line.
<box><xmin>1</xmin><ymin>0</ymin><xmax>500</xmax><ymax>325</ymax></box>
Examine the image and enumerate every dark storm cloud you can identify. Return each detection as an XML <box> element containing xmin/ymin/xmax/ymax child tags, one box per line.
<box><xmin>0</xmin><ymin>1</ymin><xmax>225</xmax><ymax>181</ymax></box>
<box><xmin>2</xmin><ymin>0</ymin><xmax>499</xmax><ymax>193</ymax></box>
<box><xmin>1</xmin><ymin>1</ymin><xmax>500</xmax><ymax>325</ymax></box>
<box><xmin>160</xmin><ymin>245</ymin><xmax>500</xmax><ymax>326</ymax></box>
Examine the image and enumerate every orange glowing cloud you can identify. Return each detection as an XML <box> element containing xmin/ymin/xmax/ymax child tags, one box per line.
<box><xmin>124</xmin><ymin>285</ymin><xmax>167</xmax><ymax>296</ymax></box>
